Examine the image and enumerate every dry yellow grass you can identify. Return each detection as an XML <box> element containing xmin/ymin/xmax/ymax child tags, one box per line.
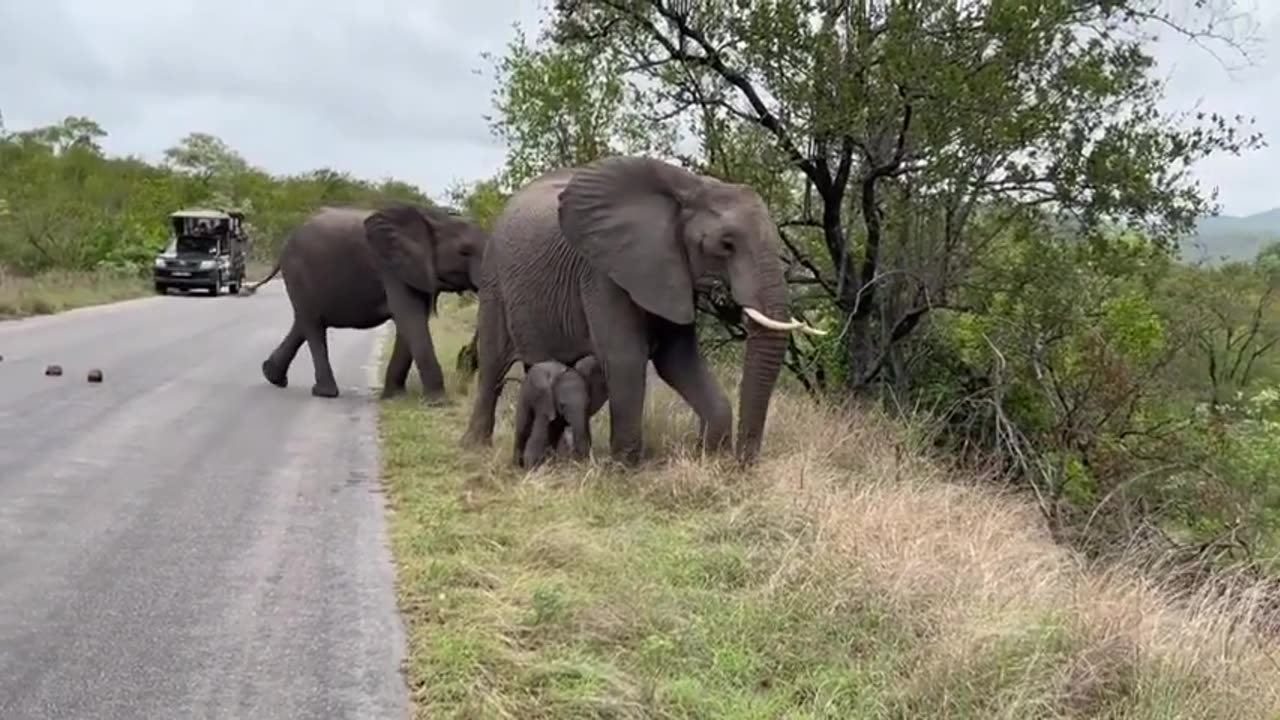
<box><xmin>0</xmin><ymin>266</ymin><xmax>150</xmax><ymax>318</ymax></box>
<box><xmin>746</xmin><ymin>393</ymin><xmax>1280</xmax><ymax>717</ymax></box>
<box><xmin>380</xmin><ymin>296</ymin><xmax>1280</xmax><ymax>719</ymax></box>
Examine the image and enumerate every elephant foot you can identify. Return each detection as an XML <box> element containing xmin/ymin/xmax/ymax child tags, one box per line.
<box><xmin>422</xmin><ymin>391</ymin><xmax>453</xmax><ymax>407</ymax></box>
<box><xmin>610</xmin><ymin>445</ymin><xmax>643</xmax><ymax>468</ymax></box>
<box><xmin>311</xmin><ymin>383</ymin><xmax>340</xmax><ymax>398</ymax></box>
<box><xmin>460</xmin><ymin>430</ymin><xmax>491</xmax><ymax>449</ymax></box>
<box><xmin>262</xmin><ymin>359</ymin><xmax>288</xmax><ymax>388</ymax></box>
<box><xmin>379</xmin><ymin>385</ymin><xmax>407</xmax><ymax>400</ymax></box>
<box><xmin>700</xmin><ymin>435</ymin><xmax>733</xmax><ymax>457</ymax></box>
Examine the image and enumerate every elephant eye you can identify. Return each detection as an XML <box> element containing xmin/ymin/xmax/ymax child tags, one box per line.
<box><xmin>717</xmin><ymin>234</ymin><xmax>735</xmax><ymax>254</ymax></box>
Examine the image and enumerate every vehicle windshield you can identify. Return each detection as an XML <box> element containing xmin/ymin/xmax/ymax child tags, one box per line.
<box><xmin>175</xmin><ymin>236</ymin><xmax>219</xmax><ymax>255</ymax></box>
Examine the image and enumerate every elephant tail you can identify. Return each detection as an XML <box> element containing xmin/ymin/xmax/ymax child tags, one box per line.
<box><xmin>240</xmin><ymin>261</ymin><xmax>281</xmax><ymax>295</ymax></box>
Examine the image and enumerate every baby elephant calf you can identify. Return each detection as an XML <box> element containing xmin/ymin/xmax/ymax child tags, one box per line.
<box><xmin>513</xmin><ymin>356</ymin><xmax>607</xmax><ymax>469</ymax></box>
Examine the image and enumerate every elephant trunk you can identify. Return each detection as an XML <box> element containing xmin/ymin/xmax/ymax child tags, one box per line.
<box><xmin>735</xmin><ymin>251</ymin><xmax>792</xmax><ymax>464</ymax></box>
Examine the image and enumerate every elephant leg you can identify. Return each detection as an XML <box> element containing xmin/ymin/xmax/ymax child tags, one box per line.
<box><xmin>380</xmin><ymin>330</ymin><xmax>413</xmax><ymax>399</ymax></box>
<box><xmin>523</xmin><ymin>415</ymin><xmax>552</xmax><ymax>469</ymax></box>
<box><xmin>565</xmin><ymin>408</ymin><xmax>591</xmax><ymax>461</ymax></box>
<box><xmin>652</xmin><ymin>323</ymin><xmax>733</xmax><ymax>454</ymax></box>
<box><xmin>579</xmin><ymin>422</ymin><xmax>594</xmax><ymax>459</ymax></box>
<box><xmin>546</xmin><ymin>417</ymin><xmax>568</xmax><ymax>458</ymax></box>
<box><xmin>262</xmin><ymin>320</ymin><xmax>305</xmax><ymax>388</ymax></box>
<box><xmin>601</xmin><ymin>356</ymin><xmax>648</xmax><ymax>465</ymax></box>
<box><xmin>463</xmin><ymin>292</ymin><xmax>516</xmax><ymax>447</ymax></box>
<box><xmin>513</xmin><ymin>392</ymin><xmax>534</xmax><ymax>467</ymax></box>
<box><xmin>384</xmin><ymin>283</ymin><xmax>446</xmax><ymax>403</ymax></box>
<box><xmin>305</xmin><ymin>325</ymin><xmax>340</xmax><ymax>398</ymax></box>
<box><xmin>554</xmin><ymin>431</ymin><xmax>572</xmax><ymax>456</ymax></box>
<box><xmin>584</xmin><ymin>282</ymin><xmax>650</xmax><ymax>465</ymax></box>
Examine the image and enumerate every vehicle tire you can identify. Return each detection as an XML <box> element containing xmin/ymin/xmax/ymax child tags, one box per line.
<box><xmin>210</xmin><ymin>272</ymin><xmax>222</xmax><ymax>297</ymax></box>
<box><xmin>154</xmin><ymin>283</ymin><xmax>167</xmax><ymax>295</ymax></box>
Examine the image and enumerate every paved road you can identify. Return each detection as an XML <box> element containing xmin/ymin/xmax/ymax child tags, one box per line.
<box><xmin>0</xmin><ymin>282</ymin><xmax>410</xmax><ymax>720</ymax></box>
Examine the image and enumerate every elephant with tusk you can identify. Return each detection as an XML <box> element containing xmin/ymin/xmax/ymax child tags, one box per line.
<box><xmin>460</xmin><ymin>155</ymin><xmax>824</xmax><ymax>465</ymax></box>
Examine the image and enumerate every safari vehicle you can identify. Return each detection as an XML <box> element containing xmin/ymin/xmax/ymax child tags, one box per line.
<box><xmin>152</xmin><ymin>208</ymin><xmax>250</xmax><ymax>296</ymax></box>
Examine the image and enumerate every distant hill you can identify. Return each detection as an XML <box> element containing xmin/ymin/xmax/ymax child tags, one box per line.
<box><xmin>1180</xmin><ymin>207</ymin><xmax>1280</xmax><ymax>265</ymax></box>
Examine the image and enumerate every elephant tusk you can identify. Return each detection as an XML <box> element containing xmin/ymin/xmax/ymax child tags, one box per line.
<box><xmin>742</xmin><ymin>307</ymin><xmax>828</xmax><ymax>336</ymax></box>
<box><xmin>743</xmin><ymin>307</ymin><xmax>801</xmax><ymax>331</ymax></box>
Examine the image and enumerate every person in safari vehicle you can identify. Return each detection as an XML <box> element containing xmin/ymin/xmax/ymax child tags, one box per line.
<box><xmin>152</xmin><ymin>209</ymin><xmax>250</xmax><ymax>296</ymax></box>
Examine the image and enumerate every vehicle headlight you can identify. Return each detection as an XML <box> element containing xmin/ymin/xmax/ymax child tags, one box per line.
<box><xmin>198</xmin><ymin>259</ymin><xmax>216</xmax><ymax>270</ymax></box>
<box><xmin>154</xmin><ymin>258</ymin><xmax>166</xmax><ymax>268</ymax></box>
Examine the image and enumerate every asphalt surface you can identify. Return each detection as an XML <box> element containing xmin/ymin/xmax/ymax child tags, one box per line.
<box><xmin>0</xmin><ymin>282</ymin><xmax>411</xmax><ymax>720</ymax></box>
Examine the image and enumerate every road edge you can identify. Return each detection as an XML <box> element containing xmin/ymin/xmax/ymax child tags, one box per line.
<box><xmin>361</xmin><ymin>322</ymin><xmax>414</xmax><ymax>718</ymax></box>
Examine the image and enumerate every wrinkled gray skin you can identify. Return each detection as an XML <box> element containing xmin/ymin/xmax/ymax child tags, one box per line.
<box><xmin>513</xmin><ymin>356</ymin><xmax>608</xmax><ymax>469</ymax></box>
<box><xmin>461</xmin><ymin>155</ymin><xmax>822</xmax><ymax>465</ymax></box>
<box><xmin>249</xmin><ymin>204</ymin><xmax>486</xmax><ymax>399</ymax></box>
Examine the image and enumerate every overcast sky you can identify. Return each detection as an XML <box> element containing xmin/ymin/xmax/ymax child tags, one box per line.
<box><xmin>1</xmin><ymin>1</ymin><xmax>1276</xmax><ymax>216</ymax></box>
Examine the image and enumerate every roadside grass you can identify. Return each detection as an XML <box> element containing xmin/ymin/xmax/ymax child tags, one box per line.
<box><xmin>378</xmin><ymin>296</ymin><xmax>1280</xmax><ymax>719</ymax></box>
<box><xmin>0</xmin><ymin>260</ymin><xmax>282</xmax><ymax>320</ymax></box>
<box><xmin>0</xmin><ymin>267</ymin><xmax>151</xmax><ymax>319</ymax></box>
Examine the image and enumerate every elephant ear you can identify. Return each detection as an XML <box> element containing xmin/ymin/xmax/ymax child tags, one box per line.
<box><xmin>363</xmin><ymin>204</ymin><xmax>438</xmax><ymax>295</ymax></box>
<box><xmin>573</xmin><ymin>355</ymin><xmax>601</xmax><ymax>381</ymax></box>
<box><xmin>558</xmin><ymin>156</ymin><xmax>700</xmax><ymax>325</ymax></box>
<box><xmin>574</xmin><ymin>355</ymin><xmax>607</xmax><ymax>413</ymax></box>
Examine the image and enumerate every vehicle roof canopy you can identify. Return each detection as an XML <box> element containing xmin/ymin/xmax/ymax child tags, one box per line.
<box><xmin>169</xmin><ymin>208</ymin><xmax>249</xmax><ymax>238</ymax></box>
<box><xmin>170</xmin><ymin>208</ymin><xmax>242</xmax><ymax>220</ymax></box>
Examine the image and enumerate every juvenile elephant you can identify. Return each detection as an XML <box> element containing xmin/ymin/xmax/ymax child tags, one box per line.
<box><xmin>248</xmin><ymin>203</ymin><xmax>487</xmax><ymax>399</ymax></box>
<box><xmin>513</xmin><ymin>355</ymin><xmax>607</xmax><ymax>468</ymax></box>
<box><xmin>462</xmin><ymin>155</ymin><xmax>824</xmax><ymax>465</ymax></box>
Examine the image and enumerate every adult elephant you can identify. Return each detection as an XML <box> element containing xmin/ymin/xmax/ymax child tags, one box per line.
<box><xmin>248</xmin><ymin>203</ymin><xmax>487</xmax><ymax>400</ymax></box>
<box><xmin>460</xmin><ymin>155</ymin><xmax>824</xmax><ymax>465</ymax></box>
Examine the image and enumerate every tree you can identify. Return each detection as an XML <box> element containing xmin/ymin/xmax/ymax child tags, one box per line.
<box><xmin>532</xmin><ymin>0</ymin><xmax>1264</xmax><ymax>396</ymax></box>
<box><xmin>1170</xmin><ymin>259</ymin><xmax>1280</xmax><ymax>408</ymax></box>
<box><xmin>163</xmin><ymin>132</ymin><xmax>249</xmax><ymax>184</ymax></box>
<box><xmin>482</xmin><ymin>20</ymin><xmax>676</xmax><ymax>189</ymax></box>
<box><xmin>445</xmin><ymin>177</ymin><xmax>509</xmax><ymax>231</ymax></box>
<box><xmin>12</xmin><ymin>115</ymin><xmax>107</xmax><ymax>155</ymax></box>
<box><xmin>0</xmin><ymin>117</ymin><xmax>442</xmax><ymax>273</ymax></box>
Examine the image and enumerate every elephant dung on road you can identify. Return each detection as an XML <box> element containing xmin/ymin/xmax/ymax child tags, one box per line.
<box><xmin>248</xmin><ymin>203</ymin><xmax>487</xmax><ymax>400</ymax></box>
<box><xmin>513</xmin><ymin>355</ymin><xmax>608</xmax><ymax>469</ymax></box>
<box><xmin>462</xmin><ymin>155</ymin><xmax>824</xmax><ymax>465</ymax></box>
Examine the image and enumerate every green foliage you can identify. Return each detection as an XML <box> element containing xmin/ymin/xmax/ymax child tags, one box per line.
<box><xmin>162</xmin><ymin>131</ymin><xmax>248</xmax><ymax>179</ymax></box>
<box><xmin>445</xmin><ymin>177</ymin><xmax>509</xmax><ymax>232</ymax></box>
<box><xmin>480</xmin><ymin>17</ymin><xmax>681</xmax><ymax>192</ymax></box>
<box><xmin>916</xmin><ymin>217</ymin><xmax>1280</xmax><ymax>562</ymax></box>
<box><xmin>533</xmin><ymin>0</ymin><xmax>1264</xmax><ymax>399</ymax></box>
<box><xmin>0</xmin><ymin>116</ymin><xmax>439</xmax><ymax>275</ymax></box>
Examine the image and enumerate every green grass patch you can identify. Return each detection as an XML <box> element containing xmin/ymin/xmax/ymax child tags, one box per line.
<box><xmin>378</xmin><ymin>297</ymin><xmax>1280</xmax><ymax>719</ymax></box>
<box><xmin>0</xmin><ymin>268</ymin><xmax>151</xmax><ymax>319</ymax></box>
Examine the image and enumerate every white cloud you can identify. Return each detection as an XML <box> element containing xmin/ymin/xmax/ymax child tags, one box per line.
<box><xmin>0</xmin><ymin>1</ymin><xmax>1274</xmax><ymax>214</ymax></box>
